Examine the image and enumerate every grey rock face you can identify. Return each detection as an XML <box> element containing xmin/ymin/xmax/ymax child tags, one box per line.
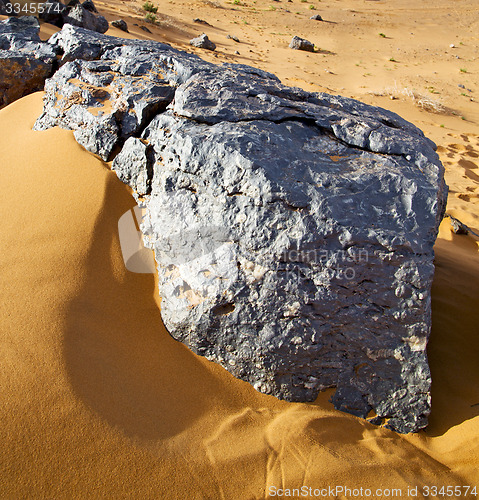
<box><xmin>62</xmin><ymin>4</ymin><xmax>109</xmax><ymax>33</ymax></box>
<box><xmin>30</xmin><ymin>24</ymin><xmax>447</xmax><ymax>433</ymax></box>
<box><xmin>289</xmin><ymin>35</ymin><xmax>314</xmax><ymax>52</ymax></box>
<box><xmin>34</xmin><ymin>25</ymin><xmax>215</xmax><ymax>159</ymax></box>
<box><xmin>111</xmin><ymin>19</ymin><xmax>128</xmax><ymax>32</ymax></box>
<box><xmin>310</xmin><ymin>14</ymin><xmax>323</xmax><ymax>21</ymax></box>
<box><xmin>0</xmin><ymin>16</ymin><xmax>57</xmax><ymax>107</ymax></box>
<box><xmin>117</xmin><ymin>66</ymin><xmax>446</xmax><ymax>434</ymax></box>
<box><xmin>190</xmin><ymin>33</ymin><xmax>216</xmax><ymax>51</ymax></box>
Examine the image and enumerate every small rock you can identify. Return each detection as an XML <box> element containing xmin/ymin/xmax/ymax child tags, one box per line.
<box><xmin>82</xmin><ymin>0</ymin><xmax>98</xmax><ymax>12</ymax></box>
<box><xmin>289</xmin><ymin>35</ymin><xmax>314</xmax><ymax>52</ymax></box>
<box><xmin>368</xmin><ymin>416</ymin><xmax>384</xmax><ymax>426</ymax></box>
<box><xmin>448</xmin><ymin>215</ymin><xmax>469</xmax><ymax>235</ymax></box>
<box><xmin>111</xmin><ymin>19</ymin><xmax>129</xmax><ymax>32</ymax></box>
<box><xmin>190</xmin><ymin>33</ymin><xmax>216</xmax><ymax>51</ymax></box>
<box><xmin>458</xmin><ymin>84</ymin><xmax>465</xmax><ymax>88</ymax></box>
<box><xmin>140</xmin><ymin>25</ymin><xmax>152</xmax><ymax>33</ymax></box>
<box><xmin>193</xmin><ymin>18</ymin><xmax>210</xmax><ymax>25</ymax></box>
<box><xmin>227</xmin><ymin>34</ymin><xmax>240</xmax><ymax>42</ymax></box>
<box><xmin>38</xmin><ymin>0</ymin><xmax>66</xmax><ymax>27</ymax></box>
<box><xmin>449</xmin><ymin>43</ymin><xmax>455</xmax><ymax>48</ymax></box>
<box><xmin>62</xmin><ymin>4</ymin><xmax>109</xmax><ymax>33</ymax></box>
<box><xmin>234</xmin><ymin>50</ymin><xmax>240</xmax><ymax>55</ymax></box>
<box><xmin>310</xmin><ymin>14</ymin><xmax>322</xmax><ymax>21</ymax></box>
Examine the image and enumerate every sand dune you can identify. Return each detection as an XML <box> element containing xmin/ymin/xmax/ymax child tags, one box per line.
<box><xmin>1</xmin><ymin>0</ymin><xmax>479</xmax><ymax>496</ymax></box>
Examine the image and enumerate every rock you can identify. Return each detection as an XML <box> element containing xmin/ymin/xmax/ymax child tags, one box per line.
<box><xmin>0</xmin><ymin>16</ymin><xmax>57</xmax><ymax>108</ymax></box>
<box><xmin>289</xmin><ymin>35</ymin><xmax>314</xmax><ymax>52</ymax></box>
<box><xmin>193</xmin><ymin>18</ymin><xmax>210</xmax><ymax>25</ymax></box>
<box><xmin>227</xmin><ymin>34</ymin><xmax>240</xmax><ymax>42</ymax></box>
<box><xmin>447</xmin><ymin>214</ymin><xmax>469</xmax><ymax>235</ymax></box>
<box><xmin>34</xmin><ymin>25</ymin><xmax>215</xmax><ymax>159</ymax></box>
<box><xmin>140</xmin><ymin>25</ymin><xmax>151</xmax><ymax>33</ymax></box>
<box><xmin>39</xmin><ymin>0</ymin><xmax>67</xmax><ymax>28</ymax></box>
<box><xmin>82</xmin><ymin>0</ymin><xmax>98</xmax><ymax>12</ymax></box>
<box><xmin>190</xmin><ymin>33</ymin><xmax>216</xmax><ymax>51</ymax></box>
<box><xmin>123</xmin><ymin>65</ymin><xmax>446</xmax><ymax>434</ymax></box>
<box><xmin>111</xmin><ymin>19</ymin><xmax>129</xmax><ymax>32</ymax></box>
<box><xmin>234</xmin><ymin>50</ymin><xmax>239</xmax><ymax>55</ymax></box>
<box><xmin>0</xmin><ymin>0</ymin><xmax>14</xmax><ymax>15</ymax></box>
<box><xmin>30</xmin><ymin>24</ymin><xmax>447</xmax><ymax>433</ymax></box>
<box><xmin>310</xmin><ymin>14</ymin><xmax>322</xmax><ymax>21</ymax></box>
<box><xmin>62</xmin><ymin>4</ymin><xmax>109</xmax><ymax>33</ymax></box>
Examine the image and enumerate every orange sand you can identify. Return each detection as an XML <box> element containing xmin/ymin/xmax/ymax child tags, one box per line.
<box><xmin>1</xmin><ymin>0</ymin><xmax>479</xmax><ymax>495</ymax></box>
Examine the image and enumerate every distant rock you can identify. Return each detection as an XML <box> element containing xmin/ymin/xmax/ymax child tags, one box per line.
<box><xmin>38</xmin><ymin>0</ymin><xmax>66</xmax><ymax>27</ymax></box>
<box><xmin>7</xmin><ymin>22</ymin><xmax>447</xmax><ymax>433</ymax></box>
<box><xmin>193</xmin><ymin>18</ymin><xmax>210</xmax><ymax>25</ymax></box>
<box><xmin>289</xmin><ymin>35</ymin><xmax>314</xmax><ymax>52</ymax></box>
<box><xmin>140</xmin><ymin>25</ymin><xmax>151</xmax><ymax>33</ymax></box>
<box><xmin>190</xmin><ymin>33</ymin><xmax>216</xmax><ymax>51</ymax></box>
<box><xmin>0</xmin><ymin>16</ymin><xmax>56</xmax><ymax>108</ymax></box>
<box><xmin>227</xmin><ymin>34</ymin><xmax>240</xmax><ymax>42</ymax></box>
<box><xmin>111</xmin><ymin>19</ymin><xmax>129</xmax><ymax>32</ymax></box>
<box><xmin>62</xmin><ymin>3</ymin><xmax>109</xmax><ymax>33</ymax></box>
<box><xmin>310</xmin><ymin>14</ymin><xmax>322</xmax><ymax>21</ymax></box>
<box><xmin>82</xmin><ymin>0</ymin><xmax>98</xmax><ymax>12</ymax></box>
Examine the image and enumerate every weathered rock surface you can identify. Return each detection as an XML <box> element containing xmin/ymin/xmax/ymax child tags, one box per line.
<box><xmin>23</xmin><ymin>24</ymin><xmax>447</xmax><ymax>432</ymax></box>
<box><xmin>310</xmin><ymin>14</ymin><xmax>323</xmax><ymax>21</ymax></box>
<box><xmin>190</xmin><ymin>33</ymin><xmax>216</xmax><ymax>51</ymax></box>
<box><xmin>33</xmin><ymin>25</ymin><xmax>214</xmax><ymax>159</ymax></box>
<box><xmin>0</xmin><ymin>16</ymin><xmax>57</xmax><ymax>107</ymax></box>
<box><xmin>289</xmin><ymin>35</ymin><xmax>314</xmax><ymax>52</ymax></box>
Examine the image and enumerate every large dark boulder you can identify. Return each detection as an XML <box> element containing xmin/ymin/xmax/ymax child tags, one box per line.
<box><xmin>0</xmin><ymin>16</ymin><xmax>57</xmax><ymax>108</ymax></box>
<box><xmin>29</xmin><ymin>25</ymin><xmax>447</xmax><ymax>433</ymax></box>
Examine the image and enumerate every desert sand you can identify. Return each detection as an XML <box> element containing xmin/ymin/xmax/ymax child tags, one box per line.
<box><xmin>1</xmin><ymin>0</ymin><xmax>479</xmax><ymax>497</ymax></box>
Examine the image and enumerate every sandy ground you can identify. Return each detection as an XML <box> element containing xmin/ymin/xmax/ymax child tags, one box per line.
<box><xmin>1</xmin><ymin>0</ymin><xmax>479</xmax><ymax>497</ymax></box>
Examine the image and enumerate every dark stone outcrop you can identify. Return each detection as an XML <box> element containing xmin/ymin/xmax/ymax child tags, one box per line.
<box><xmin>3</xmin><ymin>21</ymin><xmax>447</xmax><ymax>433</ymax></box>
<box><xmin>0</xmin><ymin>16</ymin><xmax>57</xmax><ymax>107</ymax></box>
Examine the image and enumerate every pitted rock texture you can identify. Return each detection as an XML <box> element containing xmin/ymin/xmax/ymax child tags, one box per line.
<box><xmin>27</xmin><ymin>24</ymin><xmax>447</xmax><ymax>433</ymax></box>
<box><xmin>0</xmin><ymin>17</ymin><xmax>57</xmax><ymax>108</ymax></box>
